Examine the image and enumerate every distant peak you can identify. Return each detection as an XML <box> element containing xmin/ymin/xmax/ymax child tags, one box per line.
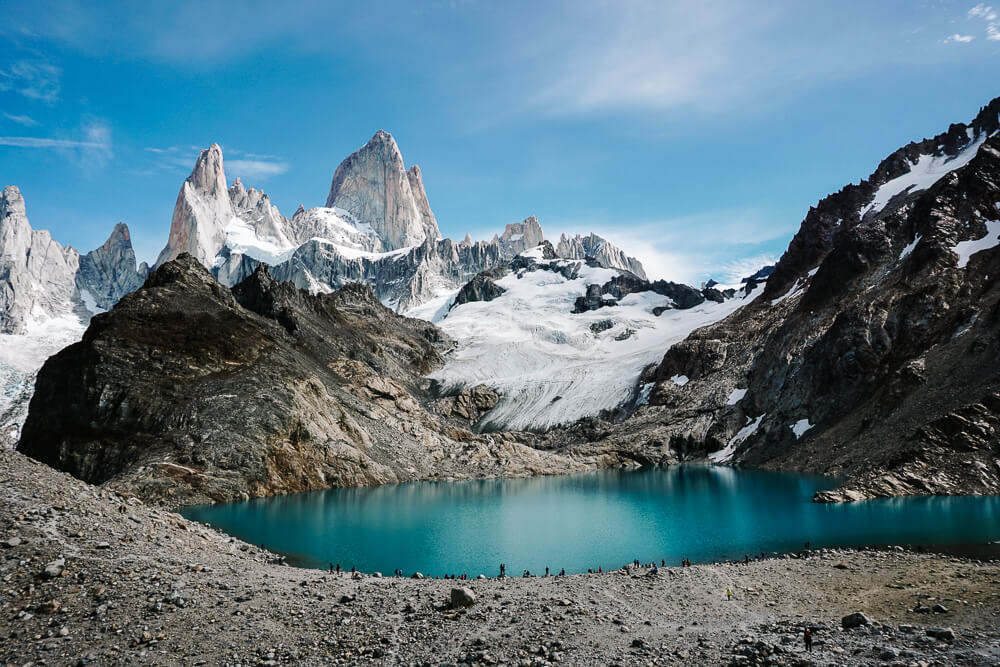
<box><xmin>111</xmin><ymin>222</ymin><xmax>131</xmax><ymax>241</ymax></box>
<box><xmin>188</xmin><ymin>144</ymin><xmax>227</xmax><ymax>197</ymax></box>
<box><xmin>1</xmin><ymin>185</ymin><xmax>26</xmax><ymax>217</ymax></box>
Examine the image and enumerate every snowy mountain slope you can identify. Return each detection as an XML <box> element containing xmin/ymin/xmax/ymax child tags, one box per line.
<box><xmin>409</xmin><ymin>247</ymin><xmax>760</xmax><ymax>431</ymax></box>
<box><xmin>0</xmin><ymin>314</ymin><xmax>87</xmax><ymax>446</ymax></box>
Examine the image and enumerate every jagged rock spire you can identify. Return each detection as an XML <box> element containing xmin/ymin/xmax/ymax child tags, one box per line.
<box><xmin>325</xmin><ymin>130</ymin><xmax>441</xmax><ymax>250</ymax></box>
<box><xmin>155</xmin><ymin>144</ymin><xmax>234</xmax><ymax>268</ymax></box>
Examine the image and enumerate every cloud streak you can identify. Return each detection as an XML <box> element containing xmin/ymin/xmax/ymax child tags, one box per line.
<box><xmin>0</xmin><ymin>121</ymin><xmax>112</xmax><ymax>166</ymax></box>
<box><xmin>3</xmin><ymin>113</ymin><xmax>39</xmax><ymax>126</ymax></box>
<box><xmin>225</xmin><ymin>159</ymin><xmax>290</xmax><ymax>179</ymax></box>
<box><xmin>0</xmin><ymin>60</ymin><xmax>61</xmax><ymax>103</ymax></box>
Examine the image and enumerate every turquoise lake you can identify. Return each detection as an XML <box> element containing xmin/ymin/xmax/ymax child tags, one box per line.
<box><xmin>180</xmin><ymin>466</ymin><xmax>1000</xmax><ymax>576</ymax></box>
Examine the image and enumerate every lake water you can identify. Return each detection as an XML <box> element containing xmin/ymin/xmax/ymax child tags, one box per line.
<box><xmin>180</xmin><ymin>466</ymin><xmax>1000</xmax><ymax>576</ymax></box>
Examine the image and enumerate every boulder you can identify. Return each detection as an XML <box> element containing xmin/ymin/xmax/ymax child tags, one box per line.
<box><xmin>450</xmin><ymin>587</ymin><xmax>476</xmax><ymax>607</ymax></box>
<box><xmin>841</xmin><ymin>612</ymin><xmax>872</xmax><ymax>628</ymax></box>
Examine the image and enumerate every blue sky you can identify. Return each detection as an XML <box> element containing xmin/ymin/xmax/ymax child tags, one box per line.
<box><xmin>1</xmin><ymin>0</ymin><xmax>998</xmax><ymax>283</ymax></box>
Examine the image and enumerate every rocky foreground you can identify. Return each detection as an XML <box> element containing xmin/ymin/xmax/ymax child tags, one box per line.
<box><xmin>3</xmin><ymin>447</ymin><xmax>1000</xmax><ymax>666</ymax></box>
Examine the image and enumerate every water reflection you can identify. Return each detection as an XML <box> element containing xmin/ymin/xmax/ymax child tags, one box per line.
<box><xmin>181</xmin><ymin>466</ymin><xmax>1000</xmax><ymax>576</ymax></box>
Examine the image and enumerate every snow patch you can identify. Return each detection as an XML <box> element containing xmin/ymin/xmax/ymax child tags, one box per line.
<box><xmin>78</xmin><ymin>289</ymin><xmax>105</xmax><ymax>315</ymax></box>
<box><xmin>709</xmin><ymin>414</ymin><xmax>765</xmax><ymax>463</ymax></box>
<box><xmin>951</xmin><ymin>220</ymin><xmax>1000</xmax><ymax>269</ymax></box>
<box><xmin>790</xmin><ymin>419</ymin><xmax>814</xmax><ymax>439</ymax></box>
<box><xmin>771</xmin><ymin>280</ymin><xmax>802</xmax><ymax>306</ymax></box>
<box><xmin>899</xmin><ymin>235</ymin><xmax>921</xmax><ymax>261</ymax></box>
<box><xmin>726</xmin><ymin>387</ymin><xmax>747</xmax><ymax>405</ymax></box>
<box><xmin>670</xmin><ymin>374</ymin><xmax>689</xmax><ymax>386</ymax></box>
<box><xmin>862</xmin><ymin>134</ymin><xmax>987</xmax><ymax>217</ymax></box>
<box><xmin>224</xmin><ymin>218</ymin><xmax>298</xmax><ymax>266</ymax></box>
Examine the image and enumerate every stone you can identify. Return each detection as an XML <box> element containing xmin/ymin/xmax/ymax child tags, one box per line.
<box><xmin>931</xmin><ymin>603</ymin><xmax>948</xmax><ymax>613</ymax></box>
<box><xmin>925</xmin><ymin>627</ymin><xmax>955</xmax><ymax>641</ymax></box>
<box><xmin>841</xmin><ymin>612</ymin><xmax>873</xmax><ymax>628</ymax></box>
<box><xmin>41</xmin><ymin>558</ymin><xmax>65</xmax><ymax>579</ymax></box>
<box><xmin>450</xmin><ymin>587</ymin><xmax>476</xmax><ymax>607</ymax></box>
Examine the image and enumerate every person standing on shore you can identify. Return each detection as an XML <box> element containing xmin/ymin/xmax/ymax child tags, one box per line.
<box><xmin>726</xmin><ymin>588</ymin><xmax>733</xmax><ymax>601</ymax></box>
<box><xmin>803</xmin><ymin>628</ymin><xmax>812</xmax><ymax>652</ymax></box>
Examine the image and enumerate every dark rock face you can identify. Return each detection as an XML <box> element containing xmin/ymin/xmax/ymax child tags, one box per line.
<box><xmin>569</xmin><ymin>273</ymin><xmax>717</xmax><ymax>315</ymax></box>
<box><xmin>574</xmin><ymin>99</ymin><xmax>1000</xmax><ymax>502</ymax></box>
<box><xmin>451</xmin><ymin>273</ymin><xmax>506</xmax><ymax>308</ymax></box>
<box><xmin>16</xmin><ymin>255</ymin><xmax>590</xmax><ymax>505</ymax></box>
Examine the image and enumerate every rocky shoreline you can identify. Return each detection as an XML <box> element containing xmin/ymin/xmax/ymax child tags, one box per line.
<box><xmin>3</xmin><ymin>446</ymin><xmax>1000</xmax><ymax>666</ymax></box>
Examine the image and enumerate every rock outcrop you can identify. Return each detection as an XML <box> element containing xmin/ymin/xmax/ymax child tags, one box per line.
<box><xmin>17</xmin><ymin>255</ymin><xmax>599</xmax><ymax>504</ymax></box>
<box><xmin>557</xmin><ymin>232</ymin><xmax>647</xmax><ymax>279</ymax></box>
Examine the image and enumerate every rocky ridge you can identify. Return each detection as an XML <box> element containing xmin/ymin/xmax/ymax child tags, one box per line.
<box><xmin>548</xmin><ymin>96</ymin><xmax>1000</xmax><ymax>502</ymax></box>
<box><xmin>158</xmin><ymin>132</ymin><xmax>647</xmax><ymax>313</ymax></box>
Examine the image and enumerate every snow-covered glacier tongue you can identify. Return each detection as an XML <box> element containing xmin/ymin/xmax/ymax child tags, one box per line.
<box><xmin>408</xmin><ymin>245</ymin><xmax>762</xmax><ymax>432</ymax></box>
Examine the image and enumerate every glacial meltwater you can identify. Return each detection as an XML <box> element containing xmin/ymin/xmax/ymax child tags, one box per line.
<box><xmin>179</xmin><ymin>466</ymin><xmax>1000</xmax><ymax>575</ymax></box>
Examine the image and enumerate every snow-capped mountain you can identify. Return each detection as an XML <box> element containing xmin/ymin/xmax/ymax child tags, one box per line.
<box><xmin>158</xmin><ymin>131</ymin><xmax>649</xmax><ymax>314</ymax></box>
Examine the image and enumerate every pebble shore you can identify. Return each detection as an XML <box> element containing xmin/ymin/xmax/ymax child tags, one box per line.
<box><xmin>3</xmin><ymin>447</ymin><xmax>1000</xmax><ymax>666</ymax></box>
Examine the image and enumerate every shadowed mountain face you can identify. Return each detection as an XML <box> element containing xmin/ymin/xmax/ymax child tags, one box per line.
<box><xmin>17</xmin><ymin>254</ymin><xmax>601</xmax><ymax>505</ymax></box>
<box><xmin>545</xmin><ymin>97</ymin><xmax>1000</xmax><ymax>501</ymax></box>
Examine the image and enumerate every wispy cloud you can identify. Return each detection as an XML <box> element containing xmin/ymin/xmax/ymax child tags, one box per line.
<box><xmin>969</xmin><ymin>3</ymin><xmax>997</xmax><ymax>21</ymax></box>
<box><xmin>3</xmin><ymin>112</ymin><xmax>39</xmax><ymax>126</ymax></box>
<box><xmin>944</xmin><ymin>33</ymin><xmax>975</xmax><ymax>43</ymax></box>
<box><xmin>225</xmin><ymin>159</ymin><xmax>290</xmax><ymax>179</ymax></box>
<box><xmin>143</xmin><ymin>145</ymin><xmax>289</xmax><ymax>180</ymax></box>
<box><xmin>966</xmin><ymin>3</ymin><xmax>1000</xmax><ymax>40</ymax></box>
<box><xmin>0</xmin><ymin>60</ymin><xmax>61</xmax><ymax>103</ymax></box>
<box><xmin>0</xmin><ymin>121</ymin><xmax>112</xmax><ymax>166</ymax></box>
<box><xmin>716</xmin><ymin>254</ymin><xmax>779</xmax><ymax>285</ymax></box>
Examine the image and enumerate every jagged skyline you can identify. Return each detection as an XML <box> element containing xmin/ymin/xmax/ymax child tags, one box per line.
<box><xmin>1</xmin><ymin>1</ymin><xmax>998</xmax><ymax>283</ymax></box>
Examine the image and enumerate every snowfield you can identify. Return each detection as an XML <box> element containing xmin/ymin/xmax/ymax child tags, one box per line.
<box><xmin>408</xmin><ymin>251</ymin><xmax>761</xmax><ymax>432</ymax></box>
<box><xmin>0</xmin><ymin>314</ymin><xmax>87</xmax><ymax>444</ymax></box>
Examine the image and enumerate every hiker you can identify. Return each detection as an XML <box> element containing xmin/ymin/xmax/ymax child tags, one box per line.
<box><xmin>500</xmin><ymin>563</ymin><xmax>505</xmax><ymax>577</ymax></box>
<box><xmin>804</xmin><ymin>628</ymin><xmax>813</xmax><ymax>652</ymax></box>
<box><xmin>726</xmin><ymin>588</ymin><xmax>733</xmax><ymax>601</ymax></box>
<box><xmin>744</xmin><ymin>554</ymin><xmax>749</xmax><ymax>565</ymax></box>
<box><xmin>651</xmin><ymin>564</ymin><xmax>658</xmax><ymax>575</ymax></box>
<box><xmin>545</xmin><ymin>566</ymin><xmax>549</xmax><ymax>576</ymax></box>
<box><xmin>560</xmin><ymin>568</ymin><xmax>565</xmax><ymax>576</ymax></box>
<box><xmin>661</xmin><ymin>559</ymin><xmax>665</xmax><ymax>567</ymax></box>
<box><xmin>329</xmin><ymin>563</ymin><xmax>334</xmax><ymax>573</ymax></box>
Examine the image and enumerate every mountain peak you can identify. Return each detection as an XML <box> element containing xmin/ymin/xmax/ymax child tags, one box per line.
<box><xmin>1</xmin><ymin>185</ymin><xmax>26</xmax><ymax>217</ymax></box>
<box><xmin>325</xmin><ymin>132</ymin><xmax>440</xmax><ymax>250</ymax></box>
<box><xmin>188</xmin><ymin>143</ymin><xmax>227</xmax><ymax>199</ymax></box>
